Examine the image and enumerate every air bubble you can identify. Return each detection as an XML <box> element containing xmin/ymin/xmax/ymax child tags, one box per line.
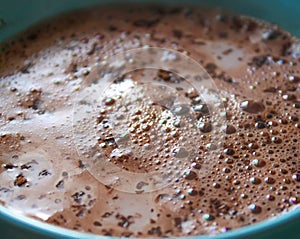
<box><xmin>240</xmin><ymin>100</ymin><xmax>265</xmax><ymax>114</ymax></box>
<box><xmin>248</xmin><ymin>204</ymin><xmax>262</xmax><ymax>214</ymax></box>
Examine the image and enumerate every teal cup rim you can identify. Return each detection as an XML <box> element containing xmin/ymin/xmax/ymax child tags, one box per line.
<box><xmin>0</xmin><ymin>206</ymin><xmax>300</xmax><ymax>238</ymax></box>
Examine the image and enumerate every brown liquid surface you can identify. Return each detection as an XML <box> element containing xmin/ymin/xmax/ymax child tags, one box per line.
<box><xmin>0</xmin><ymin>4</ymin><xmax>300</xmax><ymax>237</ymax></box>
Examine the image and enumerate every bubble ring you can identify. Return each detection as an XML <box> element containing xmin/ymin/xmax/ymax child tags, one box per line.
<box><xmin>72</xmin><ymin>47</ymin><xmax>226</xmax><ymax>193</ymax></box>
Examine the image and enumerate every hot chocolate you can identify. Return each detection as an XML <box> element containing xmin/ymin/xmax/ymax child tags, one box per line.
<box><xmin>0</xmin><ymin>4</ymin><xmax>299</xmax><ymax>237</ymax></box>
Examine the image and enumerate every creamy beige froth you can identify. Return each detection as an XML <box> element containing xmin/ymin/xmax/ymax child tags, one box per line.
<box><xmin>0</xmin><ymin>4</ymin><xmax>299</xmax><ymax>237</ymax></box>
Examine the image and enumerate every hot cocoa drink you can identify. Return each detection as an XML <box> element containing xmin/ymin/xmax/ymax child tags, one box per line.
<box><xmin>0</xmin><ymin>4</ymin><xmax>299</xmax><ymax>237</ymax></box>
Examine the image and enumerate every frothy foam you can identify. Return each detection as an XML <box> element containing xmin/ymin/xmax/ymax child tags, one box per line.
<box><xmin>0</xmin><ymin>4</ymin><xmax>299</xmax><ymax>237</ymax></box>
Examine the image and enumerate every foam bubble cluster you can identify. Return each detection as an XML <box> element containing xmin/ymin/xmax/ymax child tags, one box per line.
<box><xmin>0</xmin><ymin>4</ymin><xmax>299</xmax><ymax>237</ymax></box>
